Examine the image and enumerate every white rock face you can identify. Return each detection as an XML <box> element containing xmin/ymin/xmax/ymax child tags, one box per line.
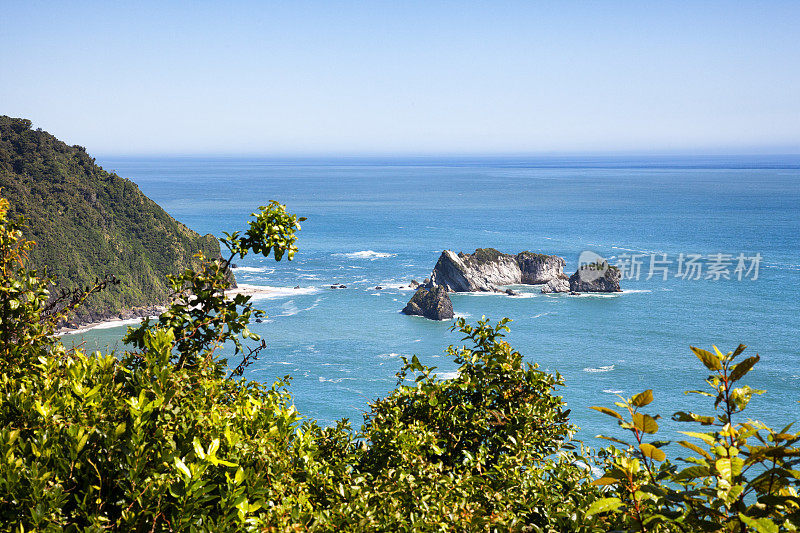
<box><xmin>428</xmin><ymin>249</ymin><xmax>565</xmax><ymax>292</ymax></box>
<box><xmin>541</xmin><ymin>278</ymin><xmax>570</xmax><ymax>293</ymax></box>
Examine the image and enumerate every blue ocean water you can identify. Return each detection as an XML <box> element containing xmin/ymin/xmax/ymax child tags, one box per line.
<box><xmin>70</xmin><ymin>156</ymin><xmax>800</xmax><ymax>446</ymax></box>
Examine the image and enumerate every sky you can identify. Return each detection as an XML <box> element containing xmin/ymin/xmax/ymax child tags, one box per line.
<box><xmin>2</xmin><ymin>1</ymin><xmax>799</xmax><ymax>156</ymax></box>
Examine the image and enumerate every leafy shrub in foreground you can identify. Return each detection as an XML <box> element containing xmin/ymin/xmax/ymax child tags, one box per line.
<box><xmin>1</xmin><ymin>192</ymin><xmax>798</xmax><ymax>531</ymax></box>
<box><xmin>590</xmin><ymin>345</ymin><xmax>800</xmax><ymax>531</ymax></box>
<box><xmin>0</xmin><ymin>196</ymin><xmax>602</xmax><ymax>531</ymax></box>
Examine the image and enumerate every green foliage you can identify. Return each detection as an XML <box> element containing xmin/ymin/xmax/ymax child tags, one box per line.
<box><xmin>0</xmin><ymin>116</ymin><xmax>222</xmax><ymax>325</ymax></box>
<box><xmin>221</xmin><ymin>200</ymin><xmax>306</xmax><ymax>262</ymax></box>
<box><xmin>349</xmin><ymin>317</ymin><xmax>602</xmax><ymax>530</ymax></box>
<box><xmin>591</xmin><ymin>345</ymin><xmax>800</xmax><ymax>531</ymax></box>
<box><xmin>1</xmin><ymin>188</ymin><xmax>798</xmax><ymax>531</ymax></box>
<box><xmin>469</xmin><ymin>247</ymin><xmax>504</xmax><ymax>264</ymax></box>
<box><xmin>124</xmin><ymin>202</ymin><xmax>302</xmax><ymax>370</ymax></box>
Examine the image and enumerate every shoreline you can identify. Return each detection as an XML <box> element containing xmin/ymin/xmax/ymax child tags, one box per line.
<box><xmin>58</xmin><ymin>284</ymin><xmax>298</xmax><ymax>337</ymax></box>
<box><xmin>57</xmin><ymin>311</ymin><xmax>163</xmax><ymax>337</ymax></box>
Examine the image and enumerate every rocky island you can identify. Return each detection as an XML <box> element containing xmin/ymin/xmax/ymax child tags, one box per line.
<box><xmin>401</xmin><ymin>285</ymin><xmax>454</xmax><ymax>320</ymax></box>
<box><xmin>402</xmin><ymin>248</ymin><xmax>621</xmax><ymax>319</ymax></box>
<box><xmin>428</xmin><ymin>248</ymin><xmax>566</xmax><ymax>292</ymax></box>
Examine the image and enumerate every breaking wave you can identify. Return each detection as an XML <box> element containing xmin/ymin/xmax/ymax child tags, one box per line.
<box><xmin>583</xmin><ymin>365</ymin><xmax>615</xmax><ymax>373</ymax></box>
<box><xmin>337</xmin><ymin>250</ymin><xmax>396</xmax><ymax>260</ymax></box>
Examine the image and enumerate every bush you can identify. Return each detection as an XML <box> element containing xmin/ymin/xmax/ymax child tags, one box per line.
<box><xmin>1</xmin><ymin>193</ymin><xmax>798</xmax><ymax>531</ymax></box>
<box><xmin>589</xmin><ymin>345</ymin><xmax>800</xmax><ymax>531</ymax></box>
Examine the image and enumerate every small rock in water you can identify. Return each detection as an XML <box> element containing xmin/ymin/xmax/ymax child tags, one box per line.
<box><xmin>255</xmin><ymin>318</ymin><xmax>263</xmax><ymax>323</ymax></box>
<box><xmin>402</xmin><ymin>285</ymin><xmax>454</xmax><ymax>321</ymax></box>
<box><xmin>339</xmin><ymin>284</ymin><xmax>347</xmax><ymax>289</ymax></box>
<box><xmin>375</xmin><ymin>286</ymin><xmax>383</xmax><ymax>290</ymax></box>
<box><xmin>505</xmin><ymin>288</ymin><xmax>519</xmax><ymax>296</ymax></box>
<box><xmin>294</xmin><ymin>285</ymin><xmax>300</xmax><ymax>289</ymax></box>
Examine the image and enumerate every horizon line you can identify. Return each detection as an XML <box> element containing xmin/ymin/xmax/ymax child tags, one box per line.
<box><xmin>95</xmin><ymin>150</ymin><xmax>800</xmax><ymax>160</ymax></box>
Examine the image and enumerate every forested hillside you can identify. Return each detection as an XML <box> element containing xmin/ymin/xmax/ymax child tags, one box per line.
<box><xmin>0</xmin><ymin>116</ymin><xmax>223</xmax><ymax>324</ymax></box>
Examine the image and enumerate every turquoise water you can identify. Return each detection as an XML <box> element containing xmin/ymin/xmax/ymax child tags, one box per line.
<box><xmin>68</xmin><ymin>156</ymin><xmax>800</xmax><ymax>445</ymax></box>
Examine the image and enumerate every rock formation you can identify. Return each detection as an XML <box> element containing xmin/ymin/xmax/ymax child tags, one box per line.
<box><xmin>541</xmin><ymin>276</ymin><xmax>570</xmax><ymax>294</ymax></box>
<box><xmin>569</xmin><ymin>265</ymin><xmax>622</xmax><ymax>293</ymax></box>
<box><xmin>428</xmin><ymin>248</ymin><xmax>565</xmax><ymax>292</ymax></box>
<box><xmin>401</xmin><ymin>286</ymin><xmax>454</xmax><ymax>320</ymax></box>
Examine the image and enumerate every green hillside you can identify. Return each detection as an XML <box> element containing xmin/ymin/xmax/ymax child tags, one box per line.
<box><xmin>0</xmin><ymin>116</ymin><xmax>223</xmax><ymax>325</ymax></box>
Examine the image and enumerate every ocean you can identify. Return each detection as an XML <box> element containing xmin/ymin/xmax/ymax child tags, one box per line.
<box><xmin>69</xmin><ymin>156</ymin><xmax>800</xmax><ymax>446</ymax></box>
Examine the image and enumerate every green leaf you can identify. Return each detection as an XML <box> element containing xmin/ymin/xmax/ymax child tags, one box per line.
<box><xmin>630</xmin><ymin>389</ymin><xmax>654</xmax><ymax>407</ymax></box>
<box><xmin>595</xmin><ymin>435</ymin><xmax>630</xmax><ymax>447</ymax></box>
<box><xmin>640</xmin><ymin>442</ymin><xmax>666</xmax><ymax>462</ymax></box>
<box><xmin>675</xmin><ymin>465</ymin><xmax>710</xmax><ymax>480</ymax></box>
<box><xmin>691</xmin><ymin>346</ymin><xmax>722</xmax><ymax>371</ymax></box>
<box><xmin>590</xmin><ymin>406</ymin><xmax>624</xmax><ymax>420</ymax></box>
<box><xmin>174</xmin><ymin>458</ymin><xmax>192</xmax><ymax>479</ymax></box>
<box><xmin>633</xmin><ymin>413</ymin><xmax>659</xmax><ymax>434</ymax></box>
<box><xmin>591</xmin><ymin>476</ymin><xmax>621</xmax><ymax>486</ymax></box>
<box><xmin>585</xmin><ymin>497</ymin><xmax>624</xmax><ymax>516</ymax></box>
<box><xmin>679</xmin><ymin>431</ymin><xmax>716</xmax><ymax>445</ymax></box>
<box><xmin>716</xmin><ymin>456</ymin><xmax>743</xmax><ymax>480</ymax></box>
<box><xmin>729</xmin><ymin>355</ymin><xmax>760</xmax><ymax>383</ymax></box>
<box><xmin>677</xmin><ymin>440</ymin><xmax>713</xmax><ymax>460</ymax></box>
<box><xmin>738</xmin><ymin>513</ymin><xmax>779</xmax><ymax>533</ymax></box>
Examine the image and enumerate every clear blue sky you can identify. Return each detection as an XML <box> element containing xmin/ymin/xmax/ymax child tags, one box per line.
<box><xmin>2</xmin><ymin>1</ymin><xmax>799</xmax><ymax>155</ymax></box>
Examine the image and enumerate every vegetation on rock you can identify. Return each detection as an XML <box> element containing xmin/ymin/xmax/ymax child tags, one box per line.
<box><xmin>0</xmin><ymin>116</ymin><xmax>223</xmax><ymax>324</ymax></box>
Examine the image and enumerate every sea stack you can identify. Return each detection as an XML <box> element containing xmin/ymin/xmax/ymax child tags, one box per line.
<box><xmin>568</xmin><ymin>265</ymin><xmax>622</xmax><ymax>293</ymax></box>
<box><xmin>402</xmin><ymin>286</ymin><xmax>454</xmax><ymax>320</ymax></box>
<box><xmin>428</xmin><ymin>248</ymin><xmax>565</xmax><ymax>292</ymax></box>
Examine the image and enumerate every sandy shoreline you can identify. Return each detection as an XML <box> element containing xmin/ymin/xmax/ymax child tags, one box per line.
<box><xmin>57</xmin><ymin>313</ymin><xmax>163</xmax><ymax>337</ymax></box>
<box><xmin>58</xmin><ymin>284</ymin><xmax>309</xmax><ymax>336</ymax></box>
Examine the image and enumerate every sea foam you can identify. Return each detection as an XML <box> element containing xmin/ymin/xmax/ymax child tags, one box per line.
<box><xmin>337</xmin><ymin>250</ymin><xmax>396</xmax><ymax>260</ymax></box>
<box><xmin>583</xmin><ymin>365</ymin><xmax>615</xmax><ymax>373</ymax></box>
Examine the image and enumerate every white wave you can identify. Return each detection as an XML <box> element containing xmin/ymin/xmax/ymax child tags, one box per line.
<box><xmin>457</xmin><ymin>291</ymin><xmax>503</xmax><ymax>297</ymax></box>
<box><xmin>603</xmin><ymin>389</ymin><xmax>624</xmax><ymax>394</ymax></box>
<box><xmin>621</xmin><ymin>289</ymin><xmax>652</xmax><ymax>294</ymax></box>
<box><xmin>379</xmin><ymin>282</ymin><xmax>416</xmax><ymax>291</ymax></box>
<box><xmin>453</xmin><ymin>312</ymin><xmax>472</xmax><ymax>319</ymax></box>
<box><xmin>232</xmin><ymin>266</ymin><xmax>275</xmax><ymax>274</ymax></box>
<box><xmin>318</xmin><ymin>376</ymin><xmax>356</xmax><ymax>383</ymax></box>
<box><xmin>507</xmin><ymin>292</ymin><xmax>537</xmax><ymax>298</ymax></box>
<box><xmin>278</xmin><ymin>297</ymin><xmax>322</xmax><ymax>317</ymax></box>
<box><xmin>584</xmin><ymin>365</ymin><xmax>615</xmax><ymax>373</ymax></box>
<box><xmin>377</xmin><ymin>352</ymin><xmax>402</xmax><ymax>359</ymax></box>
<box><xmin>532</xmin><ymin>312</ymin><xmax>553</xmax><ymax>319</ymax></box>
<box><xmin>242</xmin><ymin>284</ymin><xmax>320</xmax><ymax>300</ymax></box>
<box><xmin>438</xmin><ymin>371</ymin><xmax>459</xmax><ymax>380</ymax></box>
<box><xmin>337</xmin><ymin>250</ymin><xmax>396</xmax><ymax>260</ymax></box>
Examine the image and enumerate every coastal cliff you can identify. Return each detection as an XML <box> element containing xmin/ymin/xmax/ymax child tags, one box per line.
<box><xmin>429</xmin><ymin>248</ymin><xmax>565</xmax><ymax>292</ymax></box>
<box><xmin>0</xmin><ymin>116</ymin><xmax>229</xmax><ymax>326</ymax></box>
